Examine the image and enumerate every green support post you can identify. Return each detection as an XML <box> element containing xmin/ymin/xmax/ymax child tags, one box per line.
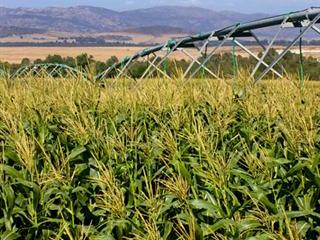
<box><xmin>232</xmin><ymin>38</ymin><xmax>238</xmax><ymax>82</ymax></box>
<box><xmin>299</xmin><ymin>28</ymin><xmax>305</xmax><ymax>88</ymax></box>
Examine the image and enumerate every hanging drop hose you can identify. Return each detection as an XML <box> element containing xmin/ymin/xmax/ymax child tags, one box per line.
<box><xmin>299</xmin><ymin>27</ymin><xmax>305</xmax><ymax>87</ymax></box>
<box><xmin>163</xmin><ymin>39</ymin><xmax>176</xmax><ymax>75</ymax></box>
<box><xmin>163</xmin><ymin>49</ymin><xmax>169</xmax><ymax>75</ymax></box>
<box><xmin>232</xmin><ymin>37</ymin><xmax>238</xmax><ymax>80</ymax></box>
<box><xmin>163</xmin><ymin>57</ymin><xmax>169</xmax><ymax>75</ymax></box>
<box><xmin>201</xmin><ymin>43</ymin><xmax>208</xmax><ymax>78</ymax></box>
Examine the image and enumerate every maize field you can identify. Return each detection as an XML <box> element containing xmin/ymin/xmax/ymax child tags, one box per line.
<box><xmin>0</xmin><ymin>74</ymin><xmax>319</xmax><ymax>239</ymax></box>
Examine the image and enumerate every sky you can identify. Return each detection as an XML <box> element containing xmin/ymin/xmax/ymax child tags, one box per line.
<box><xmin>0</xmin><ymin>0</ymin><xmax>319</xmax><ymax>13</ymax></box>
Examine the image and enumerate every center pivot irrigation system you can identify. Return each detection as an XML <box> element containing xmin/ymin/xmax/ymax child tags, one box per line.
<box><xmin>2</xmin><ymin>7</ymin><xmax>320</xmax><ymax>83</ymax></box>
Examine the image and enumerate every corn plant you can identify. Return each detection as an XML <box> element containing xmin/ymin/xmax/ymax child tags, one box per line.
<box><xmin>0</xmin><ymin>74</ymin><xmax>319</xmax><ymax>239</ymax></box>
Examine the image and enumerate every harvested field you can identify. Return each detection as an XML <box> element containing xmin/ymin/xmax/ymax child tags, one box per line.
<box><xmin>1</xmin><ymin>46</ymin><xmax>320</xmax><ymax>63</ymax></box>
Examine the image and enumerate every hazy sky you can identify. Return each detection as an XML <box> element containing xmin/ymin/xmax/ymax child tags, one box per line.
<box><xmin>0</xmin><ymin>0</ymin><xmax>319</xmax><ymax>13</ymax></box>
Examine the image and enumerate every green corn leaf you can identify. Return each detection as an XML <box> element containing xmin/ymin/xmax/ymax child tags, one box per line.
<box><xmin>190</xmin><ymin>199</ymin><xmax>219</xmax><ymax>217</ymax></box>
<box><xmin>13</xmin><ymin>180</ymin><xmax>40</xmax><ymax>210</ymax></box>
<box><xmin>305</xmin><ymin>167</ymin><xmax>320</xmax><ymax>187</ymax></box>
<box><xmin>163</xmin><ymin>222</ymin><xmax>173</xmax><ymax>240</ymax></box>
<box><xmin>246</xmin><ymin>234</ymin><xmax>273</xmax><ymax>240</ymax></box>
<box><xmin>201</xmin><ymin>219</ymin><xmax>235</xmax><ymax>235</ymax></box>
<box><xmin>173</xmin><ymin>160</ymin><xmax>191</xmax><ymax>183</ymax></box>
<box><xmin>67</xmin><ymin>146</ymin><xmax>87</xmax><ymax>162</ymax></box>
<box><xmin>286</xmin><ymin>162</ymin><xmax>306</xmax><ymax>178</ymax></box>
<box><xmin>1</xmin><ymin>230</ymin><xmax>20</xmax><ymax>240</ymax></box>
<box><xmin>0</xmin><ymin>165</ymin><xmax>24</xmax><ymax>179</ymax></box>
<box><xmin>237</xmin><ymin>219</ymin><xmax>262</xmax><ymax>232</ymax></box>
<box><xmin>2</xmin><ymin>185</ymin><xmax>15</xmax><ymax>214</ymax></box>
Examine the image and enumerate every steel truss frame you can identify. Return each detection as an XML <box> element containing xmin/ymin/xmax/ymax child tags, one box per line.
<box><xmin>11</xmin><ymin>63</ymin><xmax>85</xmax><ymax>79</ymax></box>
<box><xmin>0</xmin><ymin>69</ymin><xmax>6</xmax><ymax>78</ymax></box>
<box><xmin>97</xmin><ymin>7</ymin><xmax>320</xmax><ymax>83</ymax></box>
<box><xmin>7</xmin><ymin>7</ymin><xmax>320</xmax><ymax>83</ymax></box>
<box><xmin>252</xmin><ymin>12</ymin><xmax>320</xmax><ymax>82</ymax></box>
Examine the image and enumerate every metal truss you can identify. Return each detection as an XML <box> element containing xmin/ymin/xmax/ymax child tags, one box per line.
<box><xmin>97</xmin><ymin>7</ymin><xmax>320</xmax><ymax>83</ymax></box>
<box><xmin>253</xmin><ymin>12</ymin><xmax>320</xmax><ymax>82</ymax></box>
<box><xmin>11</xmin><ymin>63</ymin><xmax>85</xmax><ymax>79</ymax></box>
<box><xmin>0</xmin><ymin>69</ymin><xmax>7</xmax><ymax>78</ymax></box>
<box><xmin>5</xmin><ymin>7</ymin><xmax>320</xmax><ymax>83</ymax></box>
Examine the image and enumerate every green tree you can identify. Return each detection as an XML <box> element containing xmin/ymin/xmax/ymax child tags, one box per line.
<box><xmin>45</xmin><ymin>54</ymin><xmax>64</xmax><ymax>64</ymax></box>
<box><xmin>106</xmin><ymin>56</ymin><xmax>119</xmax><ymax>67</ymax></box>
<box><xmin>21</xmin><ymin>58</ymin><xmax>31</xmax><ymax>66</ymax></box>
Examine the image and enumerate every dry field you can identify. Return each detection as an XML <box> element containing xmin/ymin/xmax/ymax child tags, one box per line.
<box><xmin>0</xmin><ymin>46</ymin><xmax>145</xmax><ymax>63</ymax></box>
<box><xmin>0</xmin><ymin>45</ymin><xmax>320</xmax><ymax>63</ymax></box>
<box><xmin>0</xmin><ymin>31</ymin><xmax>186</xmax><ymax>45</ymax></box>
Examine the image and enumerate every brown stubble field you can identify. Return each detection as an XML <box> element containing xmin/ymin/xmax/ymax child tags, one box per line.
<box><xmin>0</xmin><ymin>46</ymin><xmax>320</xmax><ymax>63</ymax></box>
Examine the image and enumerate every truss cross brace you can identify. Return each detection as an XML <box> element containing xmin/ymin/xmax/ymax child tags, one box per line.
<box><xmin>187</xmin><ymin>24</ymin><xmax>241</xmax><ymax>79</ymax></box>
<box><xmin>254</xmin><ymin>13</ymin><xmax>320</xmax><ymax>82</ymax></box>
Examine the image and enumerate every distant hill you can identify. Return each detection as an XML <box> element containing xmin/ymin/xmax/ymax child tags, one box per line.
<box><xmin>0</xmin><ymin>6</ymin><xmax>269</xmax><ymax>35</ymax></box>
<box><xmin>123</xmin><ymin>26</ymin><xmax>190</xmax><ymax>37</ymax></box>
<box><xmin>121</xmin><ymin>6</ymin><xmax>268</xmax><ymax>33</ymax></box>
<box><xmin>0</xmin><ymin>26</ymin><xmax>46</xmax><ymax>38</ymax></box>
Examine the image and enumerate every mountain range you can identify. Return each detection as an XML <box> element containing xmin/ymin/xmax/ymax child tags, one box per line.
<box><xmin>0</xmin><ymin>6</ymin><xmax>269</xmax><ymax>35</ymax></box>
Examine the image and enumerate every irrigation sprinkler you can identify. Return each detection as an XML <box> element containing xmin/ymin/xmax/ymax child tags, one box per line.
<box><xmin>12</xmin><ymin>63</ymin><xmax>85</xmax><ymax>79</ymax></box>
<box><xmin>8</xmin><ymin>7</ymin><xmax>320</xmax><ymax>83</ymax></box>
<box><xmin>99</xmin><ymin>7</ymin><xmax>320</xmax><ymax>83</ymax></box>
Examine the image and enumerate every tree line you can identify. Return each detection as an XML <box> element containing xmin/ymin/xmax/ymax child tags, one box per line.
<box><xmin>1</xmin><ymin>49</ymin><xmax>320</xmax><ymax>80</ymax></box>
